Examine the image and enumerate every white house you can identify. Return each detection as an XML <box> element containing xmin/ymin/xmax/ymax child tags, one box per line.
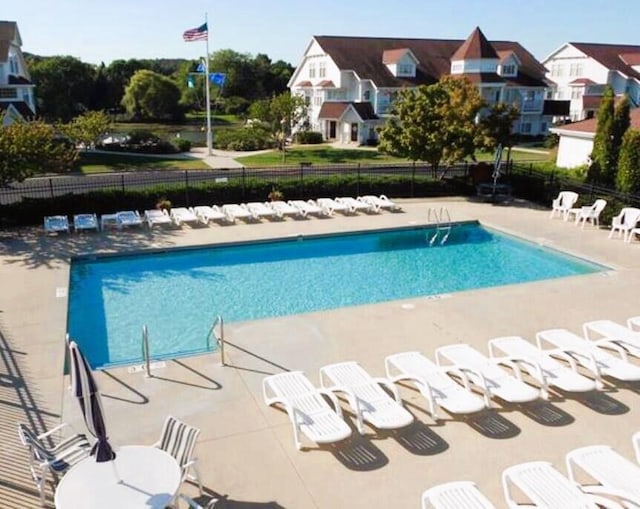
<box><xmin>0</xmin><ymin>20</ymin><xmax>36</xmax><ymax>125</ymax></box>
<box><xmin>288</xmin><ymin>27</ymin><xmax>562</xmax><ymax>144</ymax></box>
<box><xmin>550</xmin><ymin>107</ymin><xmax>640</xmax><ymax>168</ymax></box>
<box><xmin>543</xmin><ymin>42</ymin><xmax>640</xmax><ymax>121</ymax></box>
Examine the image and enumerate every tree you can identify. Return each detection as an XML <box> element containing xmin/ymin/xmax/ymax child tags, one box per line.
<box><xmin>248</xmin><ymin>93</ymin><xmax>308</xmax><ymax>162</ymax></box>
<box><xmin>616</xmin><ymin>129</ymin><xmax>640</xmax><ymax>194</ymax></box>
<box><xmin>475</xmin><ymin>102</ymin><xmax>521</xmax><ymax>161</ymax></box>
<box><xmin>0</xmin><ymin>120</ymin><xmax>77</xmax><ymax>187</ymax></box>
<box><xmin>121</xmin><ymin>70</ymin><xmax>183</xmax><ymax>121</ymax></box>
<box><xmin>378</xmin><ymin>77</ymin><xmax>483</xmax><ymax>169</ymax></box>
<box><xmin>27</xmin><ymin>56</ymin><xmax>96</xmax><ymax>121</ymax></box>
<box><xmin>587</xmin><ymin>86</ymin><xmax>615</xmax><ymax>185</ymax></box>
<box><xmin>63</xmin><ymin>111</ymin><xmax>112</xmax><ymax>150</ymax></box>
<box><xmin>612</xmin><ymin>94</ymin><xmax>631</xmax><ymax>172</ymax></box>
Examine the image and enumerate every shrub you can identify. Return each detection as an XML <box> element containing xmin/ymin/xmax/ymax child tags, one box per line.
<box><xmin>222</xmin><ymin>96</ymin><xmax>251</xmax><ymax>115</ymax></box>
<box><xmin>214</xmin><ymin>126</ymin><xmax>275</xmax><ymax>151</ymax></box>
<box><xmin>294</xmin><ymin>131</ymin><xmax>323</xmax><ymax>144</ymax></box>
<box><xmin>174</xmin><ymin>138</ymin><xmax>192</xmax><ymax>152</ymax></box>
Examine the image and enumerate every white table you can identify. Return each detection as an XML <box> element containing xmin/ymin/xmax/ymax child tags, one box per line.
<box><xmin>55</xmin><ymin>445</ymin><xmax>181</xmax><ymax>509</ymax></box>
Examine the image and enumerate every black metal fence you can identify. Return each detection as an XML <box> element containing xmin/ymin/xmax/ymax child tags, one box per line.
<box><xmin>0</xmin><ymin>161</ymin><xmax>474</xmax><ymax>205</ymax></box>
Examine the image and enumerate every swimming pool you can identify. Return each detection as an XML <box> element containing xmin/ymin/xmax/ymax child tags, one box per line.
<box><xmin>68</xmin><ymin>223</ymin><xmax>606</xmax><ymax>369</ymax></box>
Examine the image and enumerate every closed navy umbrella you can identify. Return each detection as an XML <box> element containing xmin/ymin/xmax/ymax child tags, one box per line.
<box><xmin>69</xmin><ymin>341</ymin><xmax>116</xmax><ymax>462</ymax></box>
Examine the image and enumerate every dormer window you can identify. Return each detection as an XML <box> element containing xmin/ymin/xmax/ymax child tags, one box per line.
<box><xmin>309</xmin><ymin>62</ymin><xmax>316</xmax><ymax>78</ymax></box>
<box><xmin>397</xmin><ymin>63</ymin><xmax>414</xmax><ymax>76</ymax></box>
<box><xmin>501</xmin><ymin>64</ymin><xmax>516</xmax><ymax>76</ymax></box>
<box><xmin>382</xmin><ymin>48</ymin><xmax>418</xmax><ymax>78</ymax></box>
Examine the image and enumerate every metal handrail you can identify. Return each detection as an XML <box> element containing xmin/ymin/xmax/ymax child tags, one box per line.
<box><xmin>207</xmin><ymin>315</ymin><xmax>225</xmax><ymax>366</ymax></box>
<box><xmin>439</xmin><ymin>207</ymin><xmax>452</xmax><ymax>245</ymax></box>
<box><xmin>427</xmin><ymin>207</ymin><xmax>440</xmax><ymax>246</ymax></box>
<box><xmin>141</xmin><ymin>325</ymin><xmax>151</xmax><ymax>378</ymax></box>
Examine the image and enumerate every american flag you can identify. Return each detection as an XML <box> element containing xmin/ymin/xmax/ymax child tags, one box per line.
<box><xmin>183</xmin><ymin>23</ymin><xmax>208</xmax><ymax>42</ymax></box>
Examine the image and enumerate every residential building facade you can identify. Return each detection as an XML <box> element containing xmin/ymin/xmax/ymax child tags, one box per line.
<box><xmin>543</xmin><ymin>42</ymin><xmax>640</xmax><ymax>121</ymax></box>
<box><xmin>288</xmin><ymin>27</ymin><xmax>558</xmax><ymax>144</ymax></box>
<box><xmin>550</xmin><ymin>108</ymin><xmax>640</xmax><ymax>168</ymax></box>
<box><xmin>0</xmin><ymin>20</ymin><xmax>36</xmax><ymax>125</ymax></box>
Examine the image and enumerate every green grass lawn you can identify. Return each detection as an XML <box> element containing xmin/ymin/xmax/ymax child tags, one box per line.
<box><xmin>236</xmin><ymin>145</ymin><xmax>410</xmax><ymax>167</ymax></box>
<box><xmin>236</xmin><ymin>144</ymin><xmax>552</xmax><ymax>167</ymax></box>
<box><xmin>78</xmin><ymin>152</ymin><xmax>209</xmax><ymax>174</ymax></box>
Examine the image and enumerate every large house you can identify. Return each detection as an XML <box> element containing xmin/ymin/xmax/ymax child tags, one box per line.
<box><xmin>543</xmin><ymin>42</ymin><xmax>640</xmax><ymax>122</ymax></box>
<box><xmin>288</xmin><ymin>27</ymin><xmax>560</xmax><ymax>144</ymax></box>
<box><xmin>550</xmin><ymin>107</ymin><xmax>640</xmax><ymax>168</ymax></box>
<box><xmin>0</xmin><ymin>20</ymin><xmax>36</xmax><ymax>125</ymax></box>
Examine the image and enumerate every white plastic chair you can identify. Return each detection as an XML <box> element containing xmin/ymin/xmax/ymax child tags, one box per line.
<box><xmin>536</xmin><ymin>328</ymin><xmax>640</xmax><ymax>383</ymax></box>
<box><xmin>488</xmin><ymin>336</ymin><xmax>598</xmax><ymax>393</ymax></box>
<box><xmin>170</xmin><ymin>207</ymin><xmax>199</xmax><ymax>226</ymax></box>
<box><xmin>153</xmin><ymin>416</ymin><xmax>203</xmax><ymax>496</ymax></box>
<box><xmin>144</xmin><ymin>209</ymin><xmax>172</xmax><ymax>228</ymax></box>
<box><xmin>192</xmin><ymin>205</ymin><xmax>229</xmax><ymax>224</ymax></box>
<box><xmin>568</xmin><ymin>199</ymin><xmax>607</xmax><ymax>228</ymax></box>
<box><xmin>422</xmin><ymin>481</ymin><xmax>496</xmax><ymax>509</ymax></box>
<box><xmin>358</xmin><ymin>195</ymin><xmax>402</xmax><ymax>212</ymax></box>
<box><xmin>288</xmin><ymin>200</ymin><xmax>327</xmax><ymax>217</ymax></box>
<box><xmin>549</xmin><ymin>191</ymin><xmax>579</xmax><ymax>220</ymax></box>
<box><xmin>316</xmin><ymin>198</ymin><xmax>354</xmax><ymax>215</ymax></box>
<box><xmin>44</xmin><ymin>215</ymin><xmax>70</xmax><ymax>234</ymax></box>
<box><xmin>566</xmin><ymin>445</ymin><xmax>640</xmax><ymax>505</ymax></box>
<box><xmin>73</xmin><ymin>213</ymin><xmax>99</xmax><ymax>232</ymax></box>
<box><xmin>18</xmin><ymin>423</ymin><xmax>91</xmax><ymax>506</ymax></box>
<box><xmin>221</xmin><ymin>203</ymin><xmax>255</xmax><ymax>222</ymax></box>
<box><xmin>609</xmin><ymin>207</ymin><xmax>640</xmax><ymax>241</ymax></box>
<box><xmin>116</xmin><ymin>210</ymin><xmax>143</xmax><ymax>228</ymax></box>
<box><xmin>335</xmin><ymin>196</ymin><xmax>374</xmax><ymax>213</ymax></box>
<box><xmin>263</xmin><ymin>371</ymin><xmax>352</xmax><ymax>449</ymax></box>
<box><xmin>319</xmin><ymin>361</ymin><xmax>414</xmax><ymax>434</ymax></box>
<box><xmin>502</xmin><ymin>461</ymin><xmax>625</xmax><ymax>508</ymax></box>
<box><xmin>583</xmin><ymin>319</ymin><xmax>640</xmax><ymax>358</ymax></box>
<box><xmin>245</xmin><ymin>202</ymin><xmax>279</xmax><ymax>220</ymax></box>
<box><xmin>269</xmin><ymin>201</ymin><xmax>304</xmax><ymax>218</ymax></box>
<box><xmin>384</xmin><ymin>351</ymin><xmax>488</xmax><ymax>420</ymax></box>
<box><xmin>435</xmin><ymin>343</ymin><xmax>540</xmax><ymax>405</ymax></box>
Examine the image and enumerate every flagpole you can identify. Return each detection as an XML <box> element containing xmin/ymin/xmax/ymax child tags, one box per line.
<box><xmin>204</xmin><ymin>12</ymin><xmax>212</xmax><ymax>156</ymax></box>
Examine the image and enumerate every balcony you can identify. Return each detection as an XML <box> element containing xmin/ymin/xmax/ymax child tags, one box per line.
<box><xmin>521</xmin><ymin>99</ymin><xmax>543</xmax><ymax>113</ymax></box>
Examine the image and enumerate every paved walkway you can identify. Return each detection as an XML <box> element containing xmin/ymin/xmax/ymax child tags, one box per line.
<box><xmin>2</xmin><ymin>199</ymin><xmax>640</xmax><ymax>508</ymax></box>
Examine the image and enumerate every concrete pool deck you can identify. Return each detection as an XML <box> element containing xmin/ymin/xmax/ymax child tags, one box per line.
<box><xmin>2</xmin><ymin>197</ymin><xmax>640</xmax><ymax>508</ymax></box>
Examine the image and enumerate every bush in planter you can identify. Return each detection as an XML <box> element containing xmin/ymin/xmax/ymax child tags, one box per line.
<box><xmin>174</xmin><ymin>138</ymin><xmax>192</xmax><ymax>152</ymax></box>
<box><xmin>294</xmin><ymin>131</ymin><xmax>323</xmax><ymax>144</ymax></box>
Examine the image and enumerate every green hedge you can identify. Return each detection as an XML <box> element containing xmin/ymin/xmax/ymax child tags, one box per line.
<box><xmin>0</xmin><ymin>175</ymin><xmax>471</xmax><ymax>227</ymax></box>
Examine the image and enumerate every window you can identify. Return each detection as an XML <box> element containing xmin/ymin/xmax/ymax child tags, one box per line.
<box><xmin>502</xmin><ymin>64</ymin><xmax>516</xmax><ymax>75</ymax></box>
<box><xmin>521</xmin><ymin>122</ymin><xmax>532</xmax><ymax>134</ymax></box>
<box><xmin>571</xmin><ymin>89</ymin><xmax>583</xmax><ymax>99</ymax></box>
<box><xmin>318</xmin><ymin>61</ymin><xmax>326</xmax><ymax>78</ymax></box>
<box><xmin>363</xmin><ymin>90</ymin><xmax>371</xmax><ymax>101</ymax></box>
<box><xmin>9</xmin><ymin>57</ymin><xmax>18</xmax><ymax>74</ymax></box>
<box><xmin>451</xmin><ymin>62</ymin><xmax>463</xmax><ymax>73</ymax></box>
<box><xmin>397</xmin><ymin>63</ymin><xmax>414</xmax><ymax>76</ymax></box>
<box><xmin>308</xmin><ymin>62</ymin><xmax>316</xmax><ymax>78</ymax></box>
<box><xmin>0</xmin><ymin>88</ymin><xmax>17</xmax><ymax>99</ymax></box>
<box><xmin>540</xmin><ymin>122</ymin><xmax>547</xmax><ymax>133</ymax></box>
<box><xmin>550</xmin><ymin>64</ymin><xmax>564</xmax><ymax>77</ymax></box>
<box><xmin>313</xmin><ymin>95</ymin><xmax>322</xmax><ymax>106</ymax></box>
<box><xmin>569</xmin><ymin>63</ymin><xmax>584</xmax><ymax>76</ymax></box>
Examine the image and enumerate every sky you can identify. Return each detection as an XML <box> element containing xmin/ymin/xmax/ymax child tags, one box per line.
<box><xmin>4</xmin><ymin>0</ymin><xmax>639</xmax><ymax>66</ymax></box>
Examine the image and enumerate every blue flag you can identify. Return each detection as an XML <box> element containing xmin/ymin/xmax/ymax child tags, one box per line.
<box><xmin>187</xmin><ymin>76</ymin><xmax>195</xmax><ymax>88</ymax></box>
<box><xmin>196</xmin><ymin>62</ymin><xmax>205</xmax><ymax>73</ymax></box>
<box><xmin>210</xmin><ymin>73</ymin><xmax>226</xmax><ymax>87</ymax></box>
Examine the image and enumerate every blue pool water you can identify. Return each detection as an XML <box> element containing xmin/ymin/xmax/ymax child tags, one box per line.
<box><xmin>68</xmin><ymin>223</ymin><xmax>606</xmax><ymax>369</ymax></box>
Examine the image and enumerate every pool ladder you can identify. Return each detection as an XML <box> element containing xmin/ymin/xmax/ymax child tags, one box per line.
<box><xmin>427</xmin><ymin>207</ymin><xmax>452</xmax><ymax>246</ymax></box>
<box><xmin>141</xmin><ymin>324</ymin><xmax>151</xmax><ymax>378</ymax></box>
<box><xmin>207</xmin><ymin>315</ymin><xmax>225</xmax><ymax>366</ymax></box>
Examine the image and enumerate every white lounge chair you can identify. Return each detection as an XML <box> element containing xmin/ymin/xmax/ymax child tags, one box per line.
<box><xmin>245</xmin><ymin>201</ymin><xmax>279</xmax><ymax>220</ymax></box>
<box><xmin>633</xmin><ymin>431</ymin><xmax>640</xmax><ymax>465</ymax></box>
<box><xmin>319</xmin><ymin>361</ymin><xmax>414</xmax><ymax>434</ymax></box>
<box><xmin>44</xmin><ymin>215</ymin><xmax>70</xmax><ymax>234</ymax></box>
<box><xmin>73</xmin><ymin>213</ymin><xmax>99</xmax><ymax>232</ymax></box>
<box><xmin>263</xmin><ymin>371</ymin><xmax>352</xmax><ymax>450</ymax></box>
<box><xmin>170</xmin><ymin>207</ymin><xmax>199</xmax><ymax>226</ymax></box>
<box><xmin>385</xmin><ymin>351</ymin><xmax>488</xmax><ymax>419</ymax></box>
<box><xmin>566</xmin><ymin>445</ymin><xmax>640</xmax><ymax>505</ymax></box>
<box><xmin>502</xmin><ymin>461</ymin><xmax>625</xmax><ymax>509</ymax></box>
<box><xmin>222</xmin><ymin>203</ymin><xmax>256</xmax><ymax>223</ymax></box>
<box><xmin>335</xmin><ymin>196</ymin><xmax>374</xmax><ymax>214</ymax></box>
<box><xmin>609</xmin><ymin>207</ymin><xmax>640</xmax><ymax>242</ymax></box>
<box><xmin>193</xmin><ymin>205</ymin><xmax>229</xmax><ymax>224</ymax></box>
<box><xmin>567</xmin><ymin>199</ymin><xmax>607</xmax><ymax>228</ymax></box>
<box><xmin>550</xmin><ymin>191</ymin><xmax>579</xmax><ymax>220</ymax></box>
<box><xmin>583</xmin><ymin>319</ymin><xmax>640</xmax><ymax>358</ymax></box>
<box><xmin>316</xmin><ymin>197</ymin><xmax>354</xmax><ymax>216</ymax></box>
<box><xmin>116</xmin><ymin>210</ymin><xmax>143</xmax><ymax>228</ymax></box>
<box><xmin>269</xmin><ymin>200</ymin><xmax>303</xmax><ymax>219</ymax></box>
<box><xmin>435</xmin><ymin>343</ymin><xmax>540</xmax><ymax>405</ymax></box>
<box><xmin>144</xmin><ymin>209</ymin><xmax>172</xmax><ymax>228</ymax></box>
<box><xmin>288</xmin><ymin>199</ymin><xmax>327</xmax><ymax>217</ymax></box>
<box><xmin>536</xmin><ymin>328</ymin><xmax>640</xmax><ymax>383</ymax></box>
<box><xmin>628</xmin><ymin>316</ymin><xmax>640</xmax><ymax>333</ymax></box>
<box><xmin>488</xmin><ymin>336</ymin><xmax>598</xmax><ymax>393</ymax></box>
<box><xmin>358</xmin><ymin>194</ymin><xmax>402</xmax><ymax>212</ymax></box>
<box><xmin>422</xmin><ymin>481</ymin><xmax>496</xmax><ymax>509</ymax></box>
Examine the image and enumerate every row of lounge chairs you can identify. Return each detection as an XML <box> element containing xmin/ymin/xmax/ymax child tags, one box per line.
<box><xmin>423</xmin><ymin>431</ymin><xmax>640</xmax><ymax>507</ymax></box>
<box><xmin>264</xmin><ymin>316</ymin><xmax>640</xmax><ymax>451</ymax></box>
<box><xmin>550</xmin><ymin>191</ymin><xmax>640</xmax><ymax>241</ymax></box>
<box><xmin>43</xmin><ymin>195</ymin><xmax>402</xmax><ymax>233</ymax></box>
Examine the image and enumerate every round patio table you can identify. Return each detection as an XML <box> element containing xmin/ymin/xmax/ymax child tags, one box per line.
<box><xmin>54</xmin><ymin>445</ymin><xmax>181</xmax><ymax>509</ymax></box>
